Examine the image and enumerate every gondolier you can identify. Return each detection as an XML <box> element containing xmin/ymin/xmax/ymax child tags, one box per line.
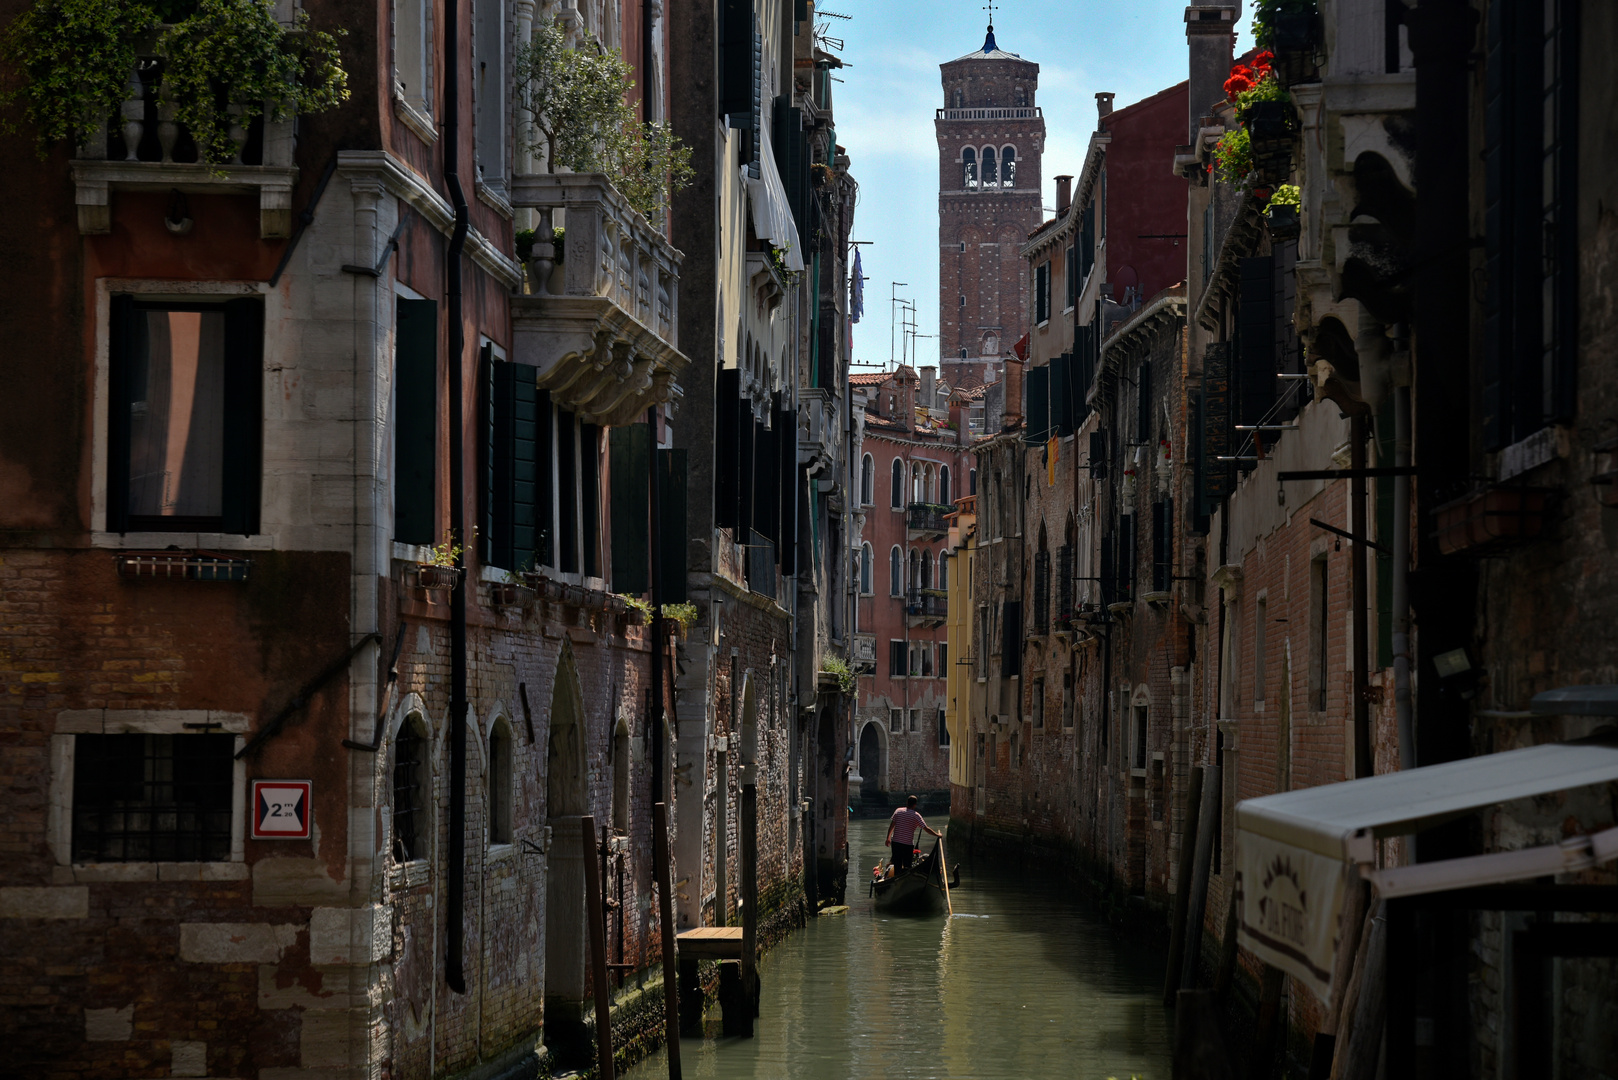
<box><xmin>885</xmin><ymin>796</ymin><xmax>940</xmax><ymax>872</ymax></box>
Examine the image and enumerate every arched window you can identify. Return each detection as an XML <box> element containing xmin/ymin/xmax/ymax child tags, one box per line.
<box><xmin>860</xmin><ymin>453</ymin><xmax>875</xmax><ymax>505</ymax></box>
<box><xmin>970</xmin><ymin>468</ymin><xmax>978</xmax><ymax>495</ymax></box>
<box><xmin>1002</xmin><ymin>146</ymin><xmax>1017</xmax><ymax>186</ymax></box>
<box><xmin>860</xmin><ymin>542</ymin><xmax>873</xmax><ymax>594</ymax></box>
<box><xmin>940</xmin><ymin>551</ymin><xmax>950</xmax><ymax>588</ymax></box>
<box><xmin>962</xmin><ymin>147</ymin><xmax>977</xmax><ymax>189</ymax></box>
<box><xmin>889</xmin><ymin>546</ymin><xmax>903</xmax><ymax>596</ymax></box>
<box><xmin>392</xmin><ymin>716</ymin><xmax>428</xmax><ymax>862</ymax></box>
<box><xmin>911</xmin><ymin>462</ymin><xmax>923</xmax><ymax>504</ymax></box>
<box><xmin>921</xmin><ymin>550</ymin><xmax>933</xmax><ymax>590</ymax></box>
<box><xmin>908</xmin><ymin>549</ymin><xmax>920</xmax><ymax>593</ymax></box>
<box><xmin>488</xmin><ymin>718</ymin><xmax>512</xmax><ymax>844</ymax></box>
<box><xmin>982</xmin><ymin>146</ymin><xmax>998</xmax><ymax>188</ymax></box>
<box><xmin>891</xmin><ymin>458</ymin><xmax>904</xmax><ymax>509</ymax></box>
<box><xmin>940</xmin><ymin>465</ymin><xmax>952</xmax><ymax>505</ymax></box>
<box><xmin>611</xmin><ymin>716</ymin><xmax>630</xmax><ymax>834</ymax></box>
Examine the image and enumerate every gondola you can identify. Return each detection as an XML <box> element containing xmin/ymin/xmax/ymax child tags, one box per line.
<box><xmin>870</xmin><ymin>838</ymin><xmax>959</xmax><ymax>916</ymax></box>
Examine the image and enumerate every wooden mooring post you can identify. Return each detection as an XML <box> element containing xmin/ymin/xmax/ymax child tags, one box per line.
<box><xmin>581</xmin><ymin>815</ymin><xmax>615</xmax><ymax>1080</ymax></box>
<box><xmin>652</xmin><ymin>802</ymin><xmax>681</xmax><ymax>1080</ymax></box>
<box><xmin>740</xmin><ymin>781</ymin><xmax>758</xmax><ymax>1036</ymax></box>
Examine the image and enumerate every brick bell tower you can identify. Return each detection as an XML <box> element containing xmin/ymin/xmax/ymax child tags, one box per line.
<box><xmin>936</xmin><ymin>21</ymin><xmax>1045</xmax><ymax>390</ymax></box>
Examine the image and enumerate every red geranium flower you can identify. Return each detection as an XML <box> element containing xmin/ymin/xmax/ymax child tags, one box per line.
<box><xmin>1253</xmin><ymin>50</ymin><xmax>1275</xmax><ymax>68</ymax></box>
<box><xmin>1224</xmin><ymin>71</ymin><xmax>1254</xmax><ymax>102</ymax></box>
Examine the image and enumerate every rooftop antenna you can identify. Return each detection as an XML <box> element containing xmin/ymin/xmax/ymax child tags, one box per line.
<box><xmin>890</xmin><ymin>283</ymin><xmax>910</xmax><ymax>366</ymax></box>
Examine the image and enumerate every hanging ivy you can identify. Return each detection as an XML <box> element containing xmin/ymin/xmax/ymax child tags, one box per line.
<box><xmin>0</xmin><ymin>0</ymin><xmax>347</xmax><ymax>162</ymax></box>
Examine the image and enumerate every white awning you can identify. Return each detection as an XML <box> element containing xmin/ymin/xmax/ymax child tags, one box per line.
<box><xmin>746</xmin><ymin>123</ymin><xmax>805</xmax><ymax>272</ymax></box>
<box><xmin>1235</xmin><ymin>742</ymin><xmax>1618</xmax><ymax>1003</ymax></box>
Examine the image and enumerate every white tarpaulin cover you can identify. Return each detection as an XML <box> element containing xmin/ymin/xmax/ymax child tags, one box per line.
<box><xmin>1236</xmin><ymin>741</ymin><xmax>1618</xmax><ymax>1002</ymax></box>
<box><xmin>745</xmin><ymin>124</ymin><xmax>805</xmax><ymax>272</ymax></box>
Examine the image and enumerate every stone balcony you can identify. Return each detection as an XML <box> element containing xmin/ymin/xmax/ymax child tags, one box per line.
<box><xmin>907</xmin><ymin>503</ymin><xmax>951</xmax><ymax>539</ymax></box>
<box><xmin>511</xmin><ymin>172</ymin><xmax>689</xmax><ymax>427</ymax></box>
<box><xmin>798</xmin><ymin>388</ymin><xmax>836</xmax><ymax>476</ymax></box>
<box><xmin>71</xmin><ymin>54</ymin><xmax>297</xmax><ymax>238</ymax></box>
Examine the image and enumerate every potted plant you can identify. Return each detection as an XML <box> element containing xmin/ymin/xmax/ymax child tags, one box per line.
<box><xmin>1253</xmin><ymin>0</ymin><xmax>1322</xmax><ymax>86</ymax></box>
<box><xmin>415</xmin><ymin>536</ymin><xmax>462</xmax><ymax>591</ymax></box>
<box><xmin>490</xmin><ymin>571</ymin><xmax>535</xmax><ymax>609</ymax></box>
<box><xmin>1265</xmin><ymin>183</ymin><xmax>1301</xmax><ymax>239</ymax></box>
<box><xmin>818</xmin><ymin>655</ymin><xmax>856</xmax><ymax>696</ymax></box>
<box><xmin>661</xmin><ymin>601</ymin><xmax>699</xmax><ymax>639</ymax></box>
<box><xmin>0</xmin><ymin>0</ymin><xmax>348</xmax><ymax>163</ymax></box>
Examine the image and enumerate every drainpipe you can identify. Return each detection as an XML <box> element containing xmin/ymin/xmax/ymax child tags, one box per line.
<box><xmin>649</xmin><ymin>405</ymin><xmax>666</xmax><ymax>804</ymax></box>
<box><xmin>1391</xmin><ymin>328</ymin><xmax>1413</xmax><ymax>774</ymax></box>
<box><xmin>444</xmin><ymin>0</ymin><xmax>471</xmax><ymax>996</ymax></box>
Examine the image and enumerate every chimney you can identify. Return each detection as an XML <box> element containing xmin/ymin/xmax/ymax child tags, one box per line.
<box><xmin>1055</xmin><ymin>175</ymin><xmax>1073</xmax><ymax>214</ymax></box>
<box><xmin>1095</xmin><ymin>92</ymin><xmax>1115</xmax><ymax>122</ymax></box>
<box><xmin>949</xmin><ymin>394</ymin><xmax>970</xmax><ymax>446</ymax></box>
<box><xmin>920</xmin><ymin>366</ymin><xmax>937</xmax><ymax>411</ymax></box>
<box><xmin>1004</xmin><ymin>356</ymin><xmax>1025</xmax><ymax>428</ymax></box>
<box><xmin>1185</xmin><ymin>5</ymin><xmax>1237</xmax><ymax>144</ymax></box>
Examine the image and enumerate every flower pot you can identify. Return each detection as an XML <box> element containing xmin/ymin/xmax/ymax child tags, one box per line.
<box><xmin>415</xmin><ymin>564</ymin><xmax>461</xmax><ymax>590</ymax></box>
<box><xmin>1267</xmin><ymin>205</ymin><xmax>1300</xmax><ymax>239</ymax></box>
<box><xmin>490</xmin><ymin>582</ymin><xmax>535</xmax><ymax>608</ymax></box>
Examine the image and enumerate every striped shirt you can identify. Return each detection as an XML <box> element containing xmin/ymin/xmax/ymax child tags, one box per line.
<box><xmin>889</xmin><ymin>807</ymin><xmax>927</xmax><ymax>846</ymax></box>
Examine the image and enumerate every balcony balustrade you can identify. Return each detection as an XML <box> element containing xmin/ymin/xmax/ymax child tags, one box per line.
<box><xmin>71</xmin><ymin>52</ymin><xmax>297</xmax><ymax>238</ymax></box>
<box><xmin>935</xmin><ymin>107</ymin><xmax>1042</xmax><ymax>121</ymax></box>
<box><xmin>906</xmin><ymin>588</ymin><xmax>948</xmax><ymax>626</ymax></box>
<box><xmin>907</xmin><ymin>502</ymin><xmax>951</xmax><ymax>537</ymax></box>
<box><xmin>510</xmin><ymin>172</ymin><xmax>689</xmax><ymax>427</ymax></box>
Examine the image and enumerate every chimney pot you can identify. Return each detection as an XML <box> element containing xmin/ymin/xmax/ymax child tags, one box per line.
<box><xmin>1055</xmin><ymin>175</ymin><xmax>1073</xmax><ymax>213</ymax></box>
<box><xmin>1096</xmin><ymin>92</ymin><xmax>1115</xmax><ymax>120</ymax></box>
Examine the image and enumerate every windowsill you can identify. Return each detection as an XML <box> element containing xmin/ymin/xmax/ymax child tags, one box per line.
<box><xmin>389</xmin><ymin>859</ymin><xmax>431</xmax><ymax>891</ymax></box>
<box><xmin>476</xmin><ymin>178</ymin><xmax>513</xmax><ymax>220</ymax></box>
<box><xmin>487</xmin><ymin>842</ymin><xmax>516</xmax><ymax>862</ymax></box>
<box><xmin>394</xmin><ymin>93</ymin><xmax>439</xmax><ymax>145</ymax></box>
<box><xmin>93</xmin><ymin>531</ymin><xmax>266</xmax><ymax>551</ymax></box>
<box><xmin>393</xmin><ymin>541</ymin><xmax>435</xmax><ymax>564</ymax></box>
<box><xmin>54</xmin><ymin>861</ymin><xmax>248</xmax><ymax>884</ymax></box>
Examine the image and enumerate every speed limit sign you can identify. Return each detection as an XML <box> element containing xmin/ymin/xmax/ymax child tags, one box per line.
<box><xmin>251</xmin><ymin>780</ymin><xmax>312</xmax><ymax>839</ymax></box>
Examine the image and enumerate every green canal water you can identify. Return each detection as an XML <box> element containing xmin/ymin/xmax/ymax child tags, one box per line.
<box><xmin>628</xmin><ymin>819</ymin><xmax>1174</xmax><ymax>1080</ymax></box>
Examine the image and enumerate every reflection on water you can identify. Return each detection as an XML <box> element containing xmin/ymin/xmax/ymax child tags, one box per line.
<box><xmin>629</xmin><ymin>819</ymin><xmax>1172</xmax><ymax>1080</ymax></box>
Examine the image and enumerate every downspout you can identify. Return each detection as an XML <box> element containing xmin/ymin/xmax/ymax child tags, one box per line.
<box><xmin>1391</xmin><ymin>328</ymin><xmax>1413</xmax><ymax>774</ymax></box>
<box><xmin>444</xmin><ymin>0</ymin><xmax>471</xmax><ymax>996</ymax></box>
<box><xmin>649</xmin><ymin>406</ymin><xmax>666</xmax><ymax>804</ymax></box>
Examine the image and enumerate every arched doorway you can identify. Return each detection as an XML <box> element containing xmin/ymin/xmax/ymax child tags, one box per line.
<box><xmin>544</xmin><ymin>641</ymin><xmax>590</xmax><ymax>1064</ymax></box>
<box><xmin>859</xmin><ymin>722</ymin><xmax>884</xmax><ymax>796</ymax></box>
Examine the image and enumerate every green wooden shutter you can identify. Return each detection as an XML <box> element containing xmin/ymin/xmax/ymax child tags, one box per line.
<box><xmin>557</xmin><ymin>408</ymin><xmax>578</xmax><ymax>572</ymax></box>
<box><xmin>1198</xmin><ymin>341</ymin><xmax>1232</xmax><ymax>517</ymax></box>
<box><xmin>483</xmin><ymin>356</ymin><xmax>539</xmax><ymax>571</ymax></box>
<box><xmin>1236</xmin><ymin>256</ymin><xmax>1276</xmax><ymax>428</ymax></box>
<box><xmin>394</xmin><ymin>298</ymin><xmax>438</xmax><ymax>546</ymax></box>
<box><xmin>657</xmin><ymin>448</ymin><xmax>688</xmax><ymax>603</ymax></box>
<box><xmin>220</xmin><ymin>297</ymin><xmax>264</xmax><ymax>535</ymax></box>
<box><xmin>536</xmin><ymin>390</ymin><xmax>554</xmax><ymax>566</ymax></box>
<box><xmin>478</xmin><ymin>345</ymin><xmax>496</xmax><ymax>564</ymax></box>
<box><xmin>1024</xmin><ymin>365</ymin><xmax>1049</xmax><ymax>443</ymax></box>
<box><xmin>581</xmin><ymin>423</ymin><xmax>602</xmax><ymax>577</ymax></box>
<box><xmin>715</xmin><ymin>368</ymin><xmax>741</xmax><ymax>528</ymax></box>
<box><xmin>610</xmin><ymin>424</ymin><xmax>651</xmax><ymax>594</ymax></box>
<box><xmin>105</xmin><ymin>295</ymin><xmax>140</xmax><ymax>534</ymax></box>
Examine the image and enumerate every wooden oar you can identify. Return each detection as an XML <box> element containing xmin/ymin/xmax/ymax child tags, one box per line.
<box><xmin>937</xmin><ymin>835</ymin><xmax>954</xmax><ymax>917</ymax></box>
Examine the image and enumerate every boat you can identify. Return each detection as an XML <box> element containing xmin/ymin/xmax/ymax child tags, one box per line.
<box><xmin>870</xmin><ymin>838</ymin><xmax>958</xmax><ymax>916</ymax></box>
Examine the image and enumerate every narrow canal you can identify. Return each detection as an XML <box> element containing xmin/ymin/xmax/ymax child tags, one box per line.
<box><xmin>630</xmin><ymin>819</ymin><xmax>1173</xmax><ymax>1080</ymax></box>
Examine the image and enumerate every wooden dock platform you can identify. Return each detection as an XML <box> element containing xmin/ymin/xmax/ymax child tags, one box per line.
<box><xmin>675</xmin><ymin>926</ymin><xmax>744</xmax><ymax>960</ymax></box>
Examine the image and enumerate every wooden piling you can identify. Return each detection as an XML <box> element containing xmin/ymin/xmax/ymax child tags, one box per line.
<box><xmin>1179</xmin><ymin>765</ymin><xmax>1221</xmax><ymax>992</ymax></box>
<box><xmin>740</xmin><ymin>782</ymin><xmax>758</xmax><ymax>1037</ymax></box>
<box><xmin>652</xmin><ymin>802</ymin><xmax>682</xmax><ymax>1080</ymax></box>
<box><xmin>581</xmin><ymin>815</ymin><xmax>615</xmax><ymax>1080</ymax></box>
<box><xmin>1164</xmin><ymin>766</ymin><xmax>1206</xmax><ymax>1005</ymax></box>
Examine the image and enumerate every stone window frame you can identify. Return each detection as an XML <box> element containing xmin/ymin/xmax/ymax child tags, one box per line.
<box><xmin>88</xmin><ymin>277</ymin><xmax>267</xmax><ymax>550</ymax></box>
<box><xmin>860</xmin><ymin>452</ymin><xmax>875</xmax><ymax>505</ymax></box>
<box><xmin>393</xmin><ymin>0</ymin><xmax>438</xmax><ymax>145</ymax></box>
<box><xmin>859</xmin><ymin>541</ymin><xmax>874</xmax><ymax>596</ymax></box>
<box><xmin>487</xmin><ymin>707</ymin><xmax>516</xmax><ymax>853</ymax></box>
<box><xmin>49</xmin><ymin>710</ymin><xmax>250</xmax><ymax>884</ymax></box>
<box><xmin>1130</xmin><ymin>684</ymin><xmax>1151</xmax><ymax>777</ymax></box>
<box><xmin>388</xmin><ymin>691</ymin><xmax>439</xmax><ymax>890</ymax></box>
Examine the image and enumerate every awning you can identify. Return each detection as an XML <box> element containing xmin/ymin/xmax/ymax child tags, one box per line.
<box><xmin>746</xmin><ymin>124</ymin><xmax>805</xmax><ymax>272</ymax></box>
<box><xmin>1236</xmin><ymin>741</ymin><xmax>1618</xmax><ymax>1003</ymax></box>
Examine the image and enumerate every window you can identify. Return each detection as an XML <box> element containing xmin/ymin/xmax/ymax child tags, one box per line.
<box><xmin>891</xmin><ymin>458</ymin><xmax>904</xmax><ymax>509</ymax></box>
<box><xmin>982</xmin><ymin>146</ymin><xmax>998</xmax><ymax>188</ymax></box>
<box><xmin>909</xmin><ymin>643</ymin><xmax>921</xmax><ymax>677</ymax></box>
<box><xmin>1062</xmin><ymin>670</ymin><xmax>1074</xmax><ymax>727</ymax></box>
<box><xmin>1255</xmin><ymin>597</ymin><xmax>1268</xmax><ymax>703</ymax></box>
<box><xmin>1310</xmin><ymin>558</ymin><xmax>1329</xmax><ymax>711</ymax></box>
<box><xmin>939</xmin><ymin>465</ymin><xmax>951</xmax><ymax>504</ymax></box>
<box><xmin>860</xmin><ymin>453</ymin><xmax>875</xmax><ymax>505</ymax></box>
<box><xmin>1011</xmin><ymin>729</ymin><xmax>1020</xmax><ymax>767</ymax></box>
<box><xmin>889</xmin><ymin>546</ymin><xmax>903</xmax><ymax>596</ymax></box>
<box><xmin>889</xmin><ymin>639</ymin><xmax>906</xmax><ymax>677</ymax></box>
<box><xmin>890</xmin><ymin>708</ymin><xmax>903</xmax><ymax>734</ymax></box>
<box><xmin>1151</xmin><ymin>499</ymin><xmax>1173</xmax><ymax>593</ymax></box>
<box><xmin>1065</xmin><ymin>244</ymin><xmax>1076</xmax><ymax>308</ymax></box>
<box><xmin>393</xmin><ymin>296</ymin><xmax>438</xmax><ymax>545</ymax></box>
<box><xmin>939</xmin><ymin>551</ymin><xmax>950</xmax><ymax>591</ymax></box>
<box><xmin>937</xmin><ymin>642</ymin><xmax>948</xmax><ymax>676</ymax></box>
<box><xmin>482</xmin><ymin>347</ymin><xmax>541</xmax><ymax>571</ymax></box>
<box><xmin>394</xmin><ymin>0</ymin><xmax>432</xmax><ymax>120</ymax></box>
<box><xmin>1032</xmin><ymin>679</ymin><xmax>1044</xmax><ymax>728</ymax></box>
<box><xmin>969</xmin><ymin>468</ymin><xmax>977</xmax><ymax>495</ymax></box>
<box><xmin>962</xmin><ymin>146</ymin><xmax>977</xmax><ymax>188</ymax></box>
<box><xmin>977</xmin><ymin>606</ymin><xmax>991</xmax><ymax>678</ymax></box>
<box><xmin>938</xmin><ymin>710</ymin><xmax>950</xmax><ymax>748</ymax></box>
<box><xmin>490</xmin><ymin>719</ymin><xmax>513</xmax><ymax>844</ymax></box>
<box><xmin>860</xmin><ymin>542</ymin><xmax>874</xmax><ymax>594</ymax></box>
<box><xmin>1001</xmin><ymin>145</ymin><xmax>1016</xmax><ymax>186</ymax></box>
<box><xmin>393</xmin><ymin>718</ymin><xmax>428</xmax><ymax>862</ymax></box>
<box><xmin>908</xmin><ymin>709</ymin><xmax>919</xmax><ymax>733</ymax></box>
<box><xmin>1034</xmin><ymin>262</ymin><xmax>1050</xmax><ymax>324</ymax></box>
<box><xmin>920</xmin><ymin>550</ymin><xmax>932</xmax><ymax>590</ymax></box>
<box><xmin>72</xmin><ymin>733</ymin><xmax>234</xmax><ymax>862</ymax></box>
<box><xmin>921</xmin><ymin>645</ymin><xmax>933</xmax><ymax>678</ymax></box>
<box><xmin>1132</xmin><ymin>702</ymin><xmax>1148</xmax><ymax>770</ymax></box>
<box><xmin>473</xmin><ymin>0</ymin><xmax>505</xmax><ymax>192</ymax></box>
<box><xmin>107</xmin><ymin>296</ymin><xmax>264</xmax><ymax>535</ymax></box>
<box><xmin>1032</xmin><ymin>546</ymin><xmax>1050</xmax><ymax>632</ymax></box>
<box><xmin>610</xmin><ymin>718</ymin><xmax>629</xmax><ymax>836</ymax></box>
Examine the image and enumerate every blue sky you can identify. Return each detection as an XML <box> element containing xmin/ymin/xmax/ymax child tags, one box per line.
<box><xmin>833</xmin><ymin>0</ymin><xmax>1254</xmax><ymax>371</ymax></box>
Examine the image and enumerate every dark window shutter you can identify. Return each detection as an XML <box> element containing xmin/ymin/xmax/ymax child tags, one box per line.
<box><xmin>1198</xmin><ymin>341</ymin><xmax>1232</xmax><ymax>516</ymax></box>
<box><xmin>657</xmin><ymin>447</ymin><xmax>688</xmax><ymax>603</ymax></box>
<box><xmin>752</xmin><ymin>418</ymin><xmax>776</xmax><ymax>543</ymax></box>
<box><xmin>609</xmin><ymin>424</ymin><xmax>651</xmax><ymax>594</ymax></box>
<box><xmin>484</xmin><ymin>355</ymin><xmax>541</xmax><ymax>571</ymax></box>
<box><xmin>1057</xmin><ymin>543</ymin><xmax>1073</xmax><ymax>620</ymax></box>
<box><xmin>536</xmin><ymin>391</ymin><xmax>554</xmax><ymax>566</ymax></box>
<box><xmin>1099</xmin><ymin>532</ymin><xmax>1115</xmax><ymax>606</ymax></box>
<box><xmin>1000</xmin><ymin>601</ymin><xmax>1022</xmax><ymax>678</ymax></box>
<box><xmin>1051</xmin><ymin>352</ymin><xmax>1074</xmax><ymax>436</ymax></box>
<box><xmin>1118</xmin><ymin>513</ymin><xmax>1136</xmax><ymax>602</ymax></box>
<box><xmin>1033</xmin><ymin>551</ymin><xmax>1049</xmax><ymax>632</ymax></box>
<box><xmin>737</xmin><ymin>411</ymin><xmax>755</xmax><ymax>538</ymax></box>
<box><xmin>219</xmin><ymin>298</ymin><xmax>264</xmax><ymax>536</ymax></box>
<box><xmin>721</xmin><ymin>0</ymin><xmax>754</xmax><ymax>122</ymax></box>
<box><xmin>479</xmin><ymin>345</ymin><xmax>496</xmax><ymax>564</ymax></box>
<box><xmin>715</xmin><ymin>368</ymin><xmax>741</xmax><ymax>528</ymax></box>
<box><xmin>557</xmin><ymin>409</ymin><xmax>578</xmax><ymax>572</ymax></box>
<box><xmin>1025</xmin><ymin>365</ymin><xmax>1050</xmax><ymax>443</ymax></box>
<box><xmin>1088</xmin><ymin>429</ymin><xmax>1108</xmax><ymax>481</ymax></box>
<box><xmin>394</xmin><ymin>298</ymin><xmax>438</xmax><ymax>546</ymax></box>
<box><xmin>1236</xmin><ymin>256</ymin><xmax>1276</xmax><ymax>428</ymax></box>
<box><xmin>581</xmin><ymin>424</ymin><xmax>602</xmax><ymax>577</ymax></box>
<box><xmin>889</xmin><ymin>639</ymin><xmax>904</xmax><ymax>677</ymax></box>
<box><xmin>776</xmin><ymin>406</ymin><xmax>798</xmax><ymax>574</ymax></box>
<box><xmin>106</xmin><ymin>295</ymin><xmax>141</xmax><ymax>534</ymax></box>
